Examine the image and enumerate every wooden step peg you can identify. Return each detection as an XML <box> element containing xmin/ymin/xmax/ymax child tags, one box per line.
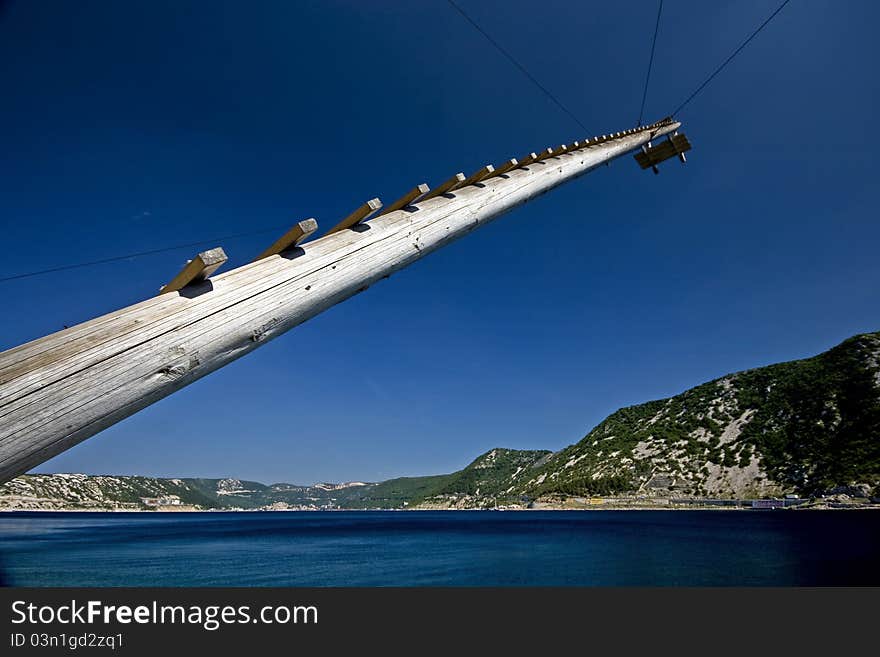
<box><xmin>254</xmin><ymin>218</ymin><xmax>318</xmax><ymax>260</ymax></box>
<box><xmin>379</xmin><ymin>184</ymin><xmax>431</xmax><ymax>216</ymax></box>
<box><xmin>490</xmin><ymin>159</ymin><xmax>519</xmax><ymax>176</ymax></box>
<box><xmin>460</xmin><ymin>165</ymin><xmax>495</xmax><ymax>186</ymax></box>
<box><xmin>326</xmin><ymin>198</ymin><xmax>383</xmax><ymax>235</ymax></box>
<box><xmin>159</xmin><ymin>247</ymin><xmax>227</xmax><ymax>294</ymax></box>
<box><xmin>421</xmin><ymin>173</ymin><xmax>467</xmax><ymax>201</ymax></box>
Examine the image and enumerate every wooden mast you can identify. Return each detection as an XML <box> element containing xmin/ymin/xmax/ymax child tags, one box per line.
<box><xmin>0</xmin><ymin>119</ymin><xmax>681</xmax><ymax>483</ymax></box>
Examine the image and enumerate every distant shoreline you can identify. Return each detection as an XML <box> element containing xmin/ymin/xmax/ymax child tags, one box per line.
<box><xmin>3</xmin><ymin>470</ymin><xmax>876</xmax><ymax>513</ymax></box>
<box><xmin>3</xmin><ymin>504</ymin><xmax>878</xmax><ymax>513</ymax></box>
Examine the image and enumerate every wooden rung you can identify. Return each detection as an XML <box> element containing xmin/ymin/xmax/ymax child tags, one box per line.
<box><xmin>537</xmin><ymin>147</ymin><xmax>554</xmax><ymax>161</ymax></box>
<box><xmin>553</xmin><ymin>144</ymin><xmax>568</xmax><ymax>156</ymax></box>
<box><xmin>490</xmin><ymin>159</ymin><xmax>519</xmax><ymax>176</ymax></box>
<box><xmin>159</xmin><ymin>247</ymin><xmax>227</xmax><ymax>294</ymax></box>
<box><xmin>421</xmin><ymin>173</ymin><xmax>466</xmax><ymax>200</ymax></box>
<box><xmin>327</xmin><ymin>198</ymin><xmax>383</xmax><ymax>235</ymax></box>
<box><xmin>518</xmin><ymin>152</ymin><xmax>539</xmax><ymax>166</ymax></box>
<box><xmin>460</xmin><ymin>165</ymin><xmax>495</xmax><ymax>186</ymax></box>
<box><xmin>254</xmin><ymin>218</ymin><xmax>318</xmax><ymax>260</ymax></box>
<box><xmin>380</xmin><ymin>183</ymin><xmax>431</xmax><ymax>215</ymax></box>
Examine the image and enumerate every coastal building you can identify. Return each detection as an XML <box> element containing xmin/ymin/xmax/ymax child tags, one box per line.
<box><xmin>140</xmin><ymin>495</ymin><xmax>182</xmax><ymax>508</ymax></box>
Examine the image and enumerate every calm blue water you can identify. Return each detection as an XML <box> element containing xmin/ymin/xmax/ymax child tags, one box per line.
<box><xmin>1</xmin><ymin>511</ymin><xmax>878</xmax><ymax>586</ymax></box>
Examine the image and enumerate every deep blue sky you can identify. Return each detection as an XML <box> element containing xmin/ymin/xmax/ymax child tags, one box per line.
<box><xmin>1</xmin><ymin>1</ymin><xmax>877</xmax><ymax>484</ymax></box>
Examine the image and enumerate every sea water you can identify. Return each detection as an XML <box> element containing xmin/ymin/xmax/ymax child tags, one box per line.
<box><xmin>1</xmin><ymin>510</ymin><xmax>877</xmax><ymax>586</ymax></box>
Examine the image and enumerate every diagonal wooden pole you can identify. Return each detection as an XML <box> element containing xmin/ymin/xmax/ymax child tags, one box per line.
<box><xmin>0</xmin><ymin>118</ymin><xmax>681</xmax><ymax>482</ymax></box>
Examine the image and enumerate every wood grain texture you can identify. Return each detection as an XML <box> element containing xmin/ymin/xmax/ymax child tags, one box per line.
<box><xmin>0</xmin><ymin>120</ymin><xmax>681</xmax><ymax>482</ymax></box>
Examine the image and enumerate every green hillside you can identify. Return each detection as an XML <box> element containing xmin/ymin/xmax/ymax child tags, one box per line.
<box><xmin>2</xmin><ymin>332</ymin><xmax>878</xmax><ymax>510</ymax></box>
<box><xmin>508</xmin><ymin>332</ymin><xmax>880</xmax><ymax>500</ymax></box>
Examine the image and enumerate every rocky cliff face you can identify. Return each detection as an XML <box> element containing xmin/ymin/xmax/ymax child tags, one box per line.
<box><xmin>505</xmin><ymin>332</ymin><xmax>880</xmax><ymax>501</ymax></box>
<box><xmin>0</xmin><ymin>473</ymin><xmax>217</xmax><ymax>510</ymax></box>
